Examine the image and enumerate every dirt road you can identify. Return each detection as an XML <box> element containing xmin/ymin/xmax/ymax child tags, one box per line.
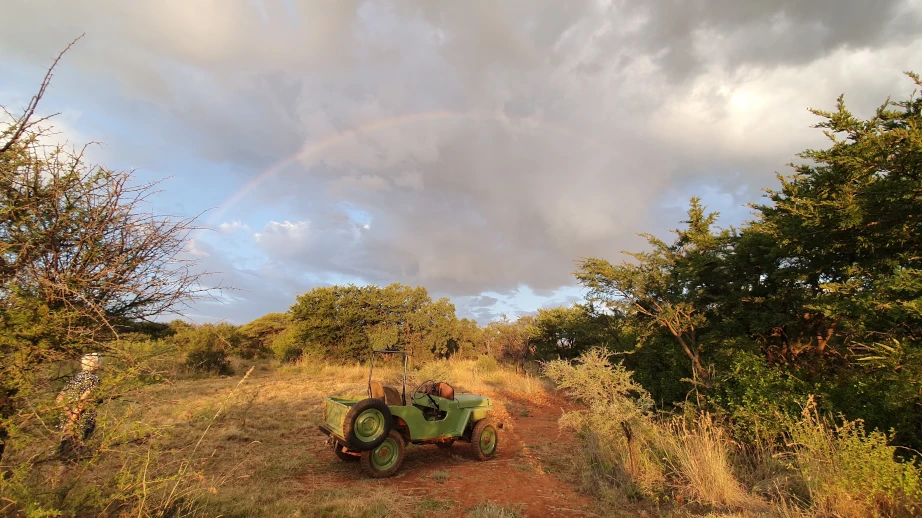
<box><xmin>304</xmin><ymin>391</ymin><xmax>595</xmax><ymax>517</ymax></box>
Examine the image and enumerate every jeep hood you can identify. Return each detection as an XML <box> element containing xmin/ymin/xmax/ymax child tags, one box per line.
<box><xmin>455</xmin><ymin>394</ymin><xmax>491</xmax><ymax>408</ymax></box>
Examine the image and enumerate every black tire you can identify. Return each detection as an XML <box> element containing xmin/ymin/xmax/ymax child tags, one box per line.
<box><xmin>361</xmin><ymin>430</ymin><xmax>405</xmax><ymax>478</ymax></box>
<box><xmin>343</xmin><ymin>398</ymin><xmax>393</xmax><ymax>451</ymax></box>
<box><xmin>471</xmin><ymin>419</ymin><xmax>498</xmax><ymax>461</ymax></box>
<box><xmin>333</xmin><ymin>442</ymin><xmax>360</xmax><ymax>462</ymax></box>
<box><xmin>435</xmin><ymin>439</ymin><xmax>455</xmax><ymax>449</ymax></box>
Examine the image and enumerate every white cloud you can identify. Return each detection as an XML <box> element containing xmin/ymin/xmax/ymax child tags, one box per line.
<box><xmin>254</xmin><ymin>220</ymin><xmax>311</xmax><ymax>243</ymax></box>
<box><xmin>218</xmin><ymin>220</ymin><xmax>250</xmax><ymax>233</ymax></box>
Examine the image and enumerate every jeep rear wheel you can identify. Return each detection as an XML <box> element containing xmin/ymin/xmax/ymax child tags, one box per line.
<box><xmin>471</xmin><ymin>419</ymin><xmax>498</xmax><ymax>460</ymax></box>
<box><xmin>361</xmin><ymin>430</ymin><xmax>405</xmax><ymax>478</ymax></box>
<box><xmin>343</xmin><ymin>398</ymin><xmax>392</xmax><ymax>451</ymax></box>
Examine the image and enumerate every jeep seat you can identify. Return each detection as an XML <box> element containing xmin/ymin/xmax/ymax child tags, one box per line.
<box><xmin>382</xmin><ymin>385</ymin><xmax>403</xmax><ymax>406</ymax></box>
<box><xmin>432</xmin><ymin>382</ymin><xmax>454</xmax><ymax>401</ymax></box>
<box><xmin>370</xmin><ymin>380</ymin><xmax>403</xmax><ymax>406</ymax></box>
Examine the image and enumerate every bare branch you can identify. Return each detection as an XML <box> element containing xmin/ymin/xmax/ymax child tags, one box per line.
<box><xmin>0</xmin><ymin>34</ymin><xmax>84</xmax><ymax>154</ymax></box>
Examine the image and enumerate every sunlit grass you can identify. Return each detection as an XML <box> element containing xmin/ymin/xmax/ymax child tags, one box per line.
<box><xmin>87</xmin><ymin>358</ymin><xmax>549</xmax><ymax>517</ymax></box>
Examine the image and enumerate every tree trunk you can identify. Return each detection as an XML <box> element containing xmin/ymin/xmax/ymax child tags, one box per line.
<box><xmin>676</xmin><ymin>335</ymin><xmax>708</xmax><ymax>382</ymax></box>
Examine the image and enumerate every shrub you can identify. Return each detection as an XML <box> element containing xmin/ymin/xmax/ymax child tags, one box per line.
<box><xmin>544</xmin><ymin>348</ymin><xmax>765</xmax><ymax>511</ymax></box>
<box><xmin>173</xmin><ymin>324</ymin><xmax>237</xmax><ymax>374</ymax></box>
<box><xmin>185</xmin><ymin>343</ymin><xmax>232</xmax><ymax>375</ymax></box>
<box><xmin>475</xmin><ymin>355</ymin><xmax>499</xmax><ymax>373</ymax></box>
<box><xmin>269</xmin><ymin>326</ymin><xmax>305</xmax><ymax>363</ymax></box>
<box><xmin>785</xmin><ymin>397</ymin><xmax>922</xmax><ymax>517</ymax></box>
<box><xmin>542</xmin><ymin>348</ymin><xmax>663</xmax><ymax>499</ymax></box>
<box><xmin>239</xmin><ymin>312</ymin><xmax>291</xmax><ymax>359</ymax></box>
<box><xmin>711</xmin><ymin>350</ymin><xmax>815</xmax><ymax>444</ymax></box>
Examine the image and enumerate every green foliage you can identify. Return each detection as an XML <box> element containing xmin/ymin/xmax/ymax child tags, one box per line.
<box><xmin>238</xmin><ymin>312</ymin><xmax>291</xmax><ymax>358</ymax></box>
<box><xmin>786</xmin><ymin>398</ymin><xmax>922</xmax><ymax>517</ymax></box>
<box><xmin>576</xmin><ymin>197</ymin><xmax>732</xmax><ymax>385</ymax></box>
<box><xmin>171</xmin><ymin>324</ymin><xmax>238</xmax><ymax>374</ymax></box>
<box><xmin>528</xmin><ymin>303</ymin><xmax>624</xmax><ymax>361</ymax></box>
<box><xmin>287</xmin><ymin>283</ymin><xmax>467</xmax><ymax>363</ymax></box>
<box><xmin>571</xmin><ymin>72</ymin><xmax>922</xmax><ymax>452</ymax></box>
<box><xmin>270</xmin><ymin>325</ymin><xmax>305</xmax><ymax>363</ymax></box>
<box><xmin>711</xmin><ymin>350</ymin><xmax>814</xmax><ymax>443</ymax></box>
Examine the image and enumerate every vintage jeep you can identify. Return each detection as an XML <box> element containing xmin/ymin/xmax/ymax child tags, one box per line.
<box><xmin>318</xmin><ymin>350</ymin><xmax>499</xmax><ymax>478</ymax></box>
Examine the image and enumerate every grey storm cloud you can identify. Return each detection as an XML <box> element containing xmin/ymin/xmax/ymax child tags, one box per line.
<box><xmin>2</xmin><ymin>0</ymin><xmax>921</xmax><ymax>322</ymax></box>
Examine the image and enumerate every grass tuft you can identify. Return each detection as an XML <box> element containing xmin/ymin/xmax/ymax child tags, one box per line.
<box><xmin>465</xmin><ymin>501</ymin><xmax>524</xmax><ymax>518</ymax></box>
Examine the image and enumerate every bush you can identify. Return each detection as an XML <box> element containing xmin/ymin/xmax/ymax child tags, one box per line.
<box><xmin>785</xmin><ymin>397</ymin><xmax>922</xmax><ymax>517</ymax></box>
<box><xmin>475</xmin><ymin>355</ymin><xmax>499</xmax><ymax>373</ymax></box>
<box><xmin>185</xmin><ymin>344</ymin><xmax>232</xmax><ymax>375</ymax></box>
<box><xmin>543</xmin><ymin>348</ymin><xmax>662</xmax><ymax>499</ymax></box>
<box><xmin>270</xmin><ymin>326</ymin><xmax>304</xmax><ymax>363</ymax></box>
<box><xmin>544</xmin><ymin>348</ymin><xmax>765</xmax><ymax>510</ymax></box>
<box><xmin>711</xmin><ymin>350</ymin><xmax>815</xmax><ymax>444</ymax></box>
<box><xmin>239</xmin><ymin>312</ymin><xmax>291</xmax><ymax>359</ymax></box>
<box><xmin>173</xmin><ymin>324</ymin><xmax>235</xmax><ymax>374</ymax></box>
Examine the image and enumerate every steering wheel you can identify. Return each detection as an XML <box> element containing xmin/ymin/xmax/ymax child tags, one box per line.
<box><xmin>412</xmin><ymin>380</ymin><xmax>441</xmax><ymax>410</ymax></box>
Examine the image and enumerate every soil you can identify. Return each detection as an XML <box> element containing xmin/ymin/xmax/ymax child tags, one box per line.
<box><xmin>302</xmin><ymin>391</ymin><xmax>596</xmax><ymax>517</ymax></box>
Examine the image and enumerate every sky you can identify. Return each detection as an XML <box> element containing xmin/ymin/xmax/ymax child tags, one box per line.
<box><xmin>1</xmin><ymin>0</ymin><xmax>921</xmax><ymax>324</ymax></box>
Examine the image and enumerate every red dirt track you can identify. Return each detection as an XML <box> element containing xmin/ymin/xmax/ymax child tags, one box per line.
<box><xmin>303</xmin><ymin>392</ymin><xmax>595</xmax><ymax>517</ymax></box>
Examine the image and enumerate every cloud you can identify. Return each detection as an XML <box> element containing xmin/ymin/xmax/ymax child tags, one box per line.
<box><xmin>470</xmin><ymin>296</ymin><xmax>499</xmax><ymax>308</ymax></box>
<box><xmin>218</xmin><ymin>220</ymin><xmax>250</xmax><ymax>233</ymax></box>
<box><xmin>2</xmin><ymin>0</ymin><xmax>920</xmax><ymax>323</ymax></box>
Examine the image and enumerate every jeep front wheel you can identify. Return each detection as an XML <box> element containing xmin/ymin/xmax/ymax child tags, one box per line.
<box><xmin>471</xmin><ymin>419</ymin><xmax>498</xmax><ymax>460</ymax></box>
<box><xmin>361</xmin><ymin>430</ymin><xmax>405</xmax><ymax>478</ymax></box>
<box><xmin>343</xmin><ymin>398</ymin><xmax>393</xmax><ymax>451</ymax></box>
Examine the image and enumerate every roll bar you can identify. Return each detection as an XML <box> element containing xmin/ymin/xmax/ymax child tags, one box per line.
<box><xmin>367</xmin><ymin>350</ymin><xmax>410</xmax><ymax>406</ymax></box>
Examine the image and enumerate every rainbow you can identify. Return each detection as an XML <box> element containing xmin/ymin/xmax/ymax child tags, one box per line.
<box><xmin>205</xmin><ymin>110</ymin><xmax>598</xmax><ymax>228</ymax></box>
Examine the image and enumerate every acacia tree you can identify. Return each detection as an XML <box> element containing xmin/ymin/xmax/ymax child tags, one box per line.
<box><xmin>287</xmin><ymin>283</ymin><xmax>467</xmax><ymax>362</ymax></box>
<box><xmin>575</xmin><ymin>199</ymin><xmax>731</xmax><ymax>385</ymax></box>
<box><xmin>741</xmin><ymin>72</ymin><xmax>922</xmax><ymax>363</ymax></box>
<box><xmin>481</xmin><ymin>315</ymin><xmax>534</xmax><ymax>370</ymax></box>
<box><xmin>0</xmin><ymin>48</ymin><xmax>209</xmax><ymax>464</ymax></box>
<box><xmin>528</xmin><ymin>303</ymin><xmax>628</xmax><ymax>361</ymax></box>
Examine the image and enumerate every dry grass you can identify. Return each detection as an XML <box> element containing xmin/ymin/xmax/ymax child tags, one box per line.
<box><xmin>21</xmin><ymin>351</ymin><xmax>918</xmax><ymax>518</ymax></box>
<box><xmin>464</xmin><ymin>501</ymin><xmax>524</xmax><ymax>518</ymax></box>
<box><xmin>304</xmin><ymin>487</ymin><xmax>418</xmax><ymax>517</ymax></box>
<box><xmin>0</xmin><ymin>358</ymin><xmax>547</xmax><ymax>517</ymax></box>
<box><xmin>658</xmin><ymin>414</ymin><xmax>765</xmax><ymax>511</ymax></box>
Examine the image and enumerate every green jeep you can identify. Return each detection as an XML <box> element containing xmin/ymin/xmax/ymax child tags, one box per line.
<box><xmin>318</xmin><ymin>350</ymin><xmax>499</xmax><ymax>478</ymax></box>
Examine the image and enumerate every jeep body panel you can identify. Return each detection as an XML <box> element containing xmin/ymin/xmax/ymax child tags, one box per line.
<box><xmin>455</xmin><ymin>394</ymin><xmax>491</xmax><ymax>408</ymax></box>
<box><xmin>321</xmin><ymin>396</ymin><xmax>361</xmax><ymax>441</ymax></box>
<box><xmin>392</xmin><ymin>393</ymin><xmax>492</xmax><ymax>441</ymax></box>
<box><xmin>321</xmin><ymin>392</ymin><xmax>493</xmax><ymax>444</ymax></box>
